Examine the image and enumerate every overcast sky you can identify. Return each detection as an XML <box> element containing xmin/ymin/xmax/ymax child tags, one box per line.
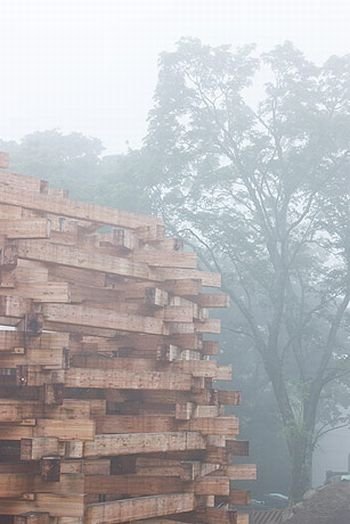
<box><xmin>0</xmin><ymin>0</ymin><xmax>349</xmax><ymax>153</ymax></box>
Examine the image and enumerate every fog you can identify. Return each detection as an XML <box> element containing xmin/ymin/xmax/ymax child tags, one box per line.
<box><xmin>0</xmin><ymin>0</ymin><xmax>349</xmax><ymax>151</ymax></box>
<box><xmin>1</xmin><ymin>0</ymin><xmax>350</xmax><ymax>508</ymax></box>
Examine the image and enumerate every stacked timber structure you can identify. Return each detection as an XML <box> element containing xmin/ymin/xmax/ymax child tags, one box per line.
<box><xmin>0</xmin><ymin>155</ymin><xmax>255</xmax><ymax>523</ymax></box>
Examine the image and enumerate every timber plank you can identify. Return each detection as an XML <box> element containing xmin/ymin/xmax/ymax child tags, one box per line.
<box><xmin>85</xmin><ymin>493</ymin><xmax>195</xmax><ymax>524</ymax></box>
<box><xmin>15</xmin><ymin>240</ymin><xmax>157</xmax><ymax>281</ymax></box>
<box><xmin>83</xmin><ymin>432</ymin><xmax>206</xmax><ymax>458</ymax></box>
<box><xmin>42</xmin><ymin>304</ymin><xmax>166</xmax><ymax>336</ymax></box>
<box><xmin>65</xmin><ymin>368</ymin><xmax>191</xmax><ymax>390</ymax></box>
<box><xmin>0</xmin><ymin>219</ymin><xmax>50</xmax><ymax>239</ymax></box>
<box><xmin>85</xmin><ymin>475</ymin><xmax>184</xmax><ymax>495</ymax></box>
<box><xmin>0</xmin><ymin>185</ymin><xmax>160</xmax><ymax>229</ymax></box>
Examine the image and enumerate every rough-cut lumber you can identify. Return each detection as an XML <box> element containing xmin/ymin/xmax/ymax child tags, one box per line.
<box><xmin>0</xmin><ymin>184</ymin><xmax>160</xmax><ymax>229</ymax></box>
<box><xmin>0</xmin><ymin>163</ymin><xmax>253</xmax><ymax>524</ymax></box>
<box><xmin>95</xmin><ymin>416</ymin><xmax>175</xmax><ymax>434</ymax></box>
<box><xmin>85</xmin><ymin>493</ymin><xmax>195</xmax><ymax>524</ymax></box>
<box><xmin>41</xmin><ymin>303</ymin><xmax>166</xmax><ymax>336</ymax></box>
<box><xmin>0</xmin><ymin>494</ymin><xmax>85</xmax><ymax>517</ymax></box>
<box><xmin>84</xmin><ymin>432</ymin><xmax>206</xmax><ymax>458</ymax></box>
<box><xmin>65</xmin><ymin>369</ymin><xmax>191</xmax><ymax>390</ymax></box>
<box><xmin>133</xmin><ymin>250</ymin><xmax>197</xmax><ymax>269</ymax></box>
<box><xmin>85</xmin><ymin>475</ymin><xmax>184</xmax><ymax>495</ymax></box>
<box><xmin>14</xmin><ymin>240</ymin><xmax>157</xmax><ymax>280</ymax></box>
<box><xmin>14</xmin><ymin>514</ymin><xmax>50</xmax><ymax>524</ymax></box>
<box><xmin>179</xmin><ymin>417</ymin><xmax>239</xmax><ymax>436</ymax></box>
<box><xmin>156</xmin><ymin>268</ymin><xmax>221</xmax><ymax>288</ymax></box>
<box><xmin>223</xmin><ymin>464</ymin><xmax>257</xmax><ymax>480</ymax></box>
<box><xmin>0</xmin><ymin>219</ymin><xmax>50</xmax><ymax>239</ymax></box>
<box><xmin>35</xmin><ymin>418</ymin><xmax>95</xmax><ymax>441</ymax></box>
<box><xmin>197</xmin><ymin>293</ymin><xmax>230</xmax><ymax>308</ymax></box>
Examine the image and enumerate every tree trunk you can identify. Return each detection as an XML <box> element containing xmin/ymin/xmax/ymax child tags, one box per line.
<box><xmin>288</xmin><ymin>430</ymin><xmax>314</xmax><ymax>503</ymax></box>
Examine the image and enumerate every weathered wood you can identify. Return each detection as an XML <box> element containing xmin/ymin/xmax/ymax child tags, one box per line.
<box><xmin>217</xmin><ymin>390</ymin><xmax>241</xmax><ymax>405</ymax></box>
<box><xmin>156</xmin><ymin>268</ymin><xmax>221</xmax><ymax>288</ymax></box>
<box><xmin>65</xmin><ymin>368</ymin><xmax>191</xmax><ymax>391</ymax></box>
<box><xmin>197</xmin><ymin>293</ymin><xmax>230</xmax><ymax>308</ymax></box>
<box><xmin>223</xmin><ymin>464</ymin><xmax>257</xmax><ymax>480</ymax></box>
<box><xmin>85</xmin><ymin>493</ymin><xmax>195</xmax><ymax>524</ymax></box>
<box><xmin>0</xmin><ymin>184</ymin><xmax>160</xmax><ymax>229</ymax></box>
<box><xmin>0</xmin><ymin>295</ymin><xmax>29</xmax><ymax>317</ymax></box>
<box><xmin>14</xmin><ymin>240</ymin><xmax>158</xmax><ymax>280</ymax></box>
<box><xmin>194</xmin><ymin>476</ymin><xmax>230</xmax><ymax>496</ymax></box>
<box><xmin>163</xmin><ymin>279</ymin><xmax>202</xmax><ymax>297</ymax></box>
<box><xmin>40</xmin><ymin>456</ymin><xmax>61</xmax><ymax>482</ymax></box>
<box><xmin>178</xmin><ymin>417</ymin><xmax>239</xmax><ymax>436</ymax></box>
<box><xmin>14</xmin><ymin>513</ymin><xmax>50</xmax><ymax>524</ymax></box>
<box><xmin>197</xmin><ymin>507</ymin><xmax>237</xmax><ymax>524</ymax></box>
<box><xmin>95</xmin><ymin>416</ymin><xmax>175</xmax><ymax>434</ymax></box>
<box><xmin>0</xmin><ymin>170</ymin><xmax>44</xmax><ymax>192</ymax></box>
<box><xmin>133</xmin><ymin>250</ymin><xmax>197</xmax><ymax>269</ymax></box>
<box><xmin>35</xmin><ymin>418</ymin><xmax>95</xmax><ymax>441</ymax></box>
<box><xmin>217</xmin><ymin>489</ymin><xmax>250</xmax><ymax>505</ymax></box>
<box><xmin>0</xmin><ymin>219</ymin><xmax>50</xmax><ymax>239</ymax></box>
<box><xmin>0</xmin><ymin>493</ymin><xmax>84</xmax><ymax>517</ymax></box>
<box><xmin>21</xmin><ymin>438</ymin><xmax>61</xmax><ymax>460</ymax></box>
<box><xmin>83</xmin><ymin>432</ymin><xmax>206</xmax><ymax>458</ymax></box>
<box><xmin>42</xmin><ymin>303</ymin><xmax>166</xmax><ymax>336</ymax></box>
<box><xmin>0</xmin><ymin>152</ymin><xmax>9</xmax><ymax>168</ymax></box>
<box><xmin>0</xmin><ymin>170</ymin><xmax>253</xmax><ymax>522</ymax></box>
<box><xmin>0</xmin><ymin>282</ymin><xmax>71</xmax><ymax>303</ymax></box>
<box><xmin>85</xmin><ymin>474</ymin><xmax>184</xmax><ymax>495</ymax></box>
<box><xmin>0</xmin><ymin>331</ymin><xmax>68</xmax><ymax>362</ymax></box>
<box><xmin>0</xmin><ymin>473</ymin><xmax>31</xmax><ymax>498</ymax></box>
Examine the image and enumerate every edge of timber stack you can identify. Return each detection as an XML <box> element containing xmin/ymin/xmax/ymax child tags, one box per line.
<box><xmin>0</xmin><ymin>153</ymin><xmax>255</xmax><ymax>524</ymax></box>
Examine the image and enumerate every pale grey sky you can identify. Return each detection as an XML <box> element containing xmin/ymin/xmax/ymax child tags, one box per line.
<box><xmin>0</xmin><ymin>0</ymin><xmax>349</xmax><ymax>152</ymax></box>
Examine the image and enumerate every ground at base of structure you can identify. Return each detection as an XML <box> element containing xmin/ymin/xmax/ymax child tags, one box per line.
<box><xmin>282</xmin><ymin>481</ymin><xmax>350</xmax><ymax>524</ymax></box>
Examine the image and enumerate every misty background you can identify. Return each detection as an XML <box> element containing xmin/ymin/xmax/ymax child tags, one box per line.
<box><xmin>1</xmin><ymin>0</ymin><xmax>350</xmax><ymax>499</ymax></box>
<box><xmin>1</xmin><ymin>0</ymin><xmax>349</xmax><ymax>152</ymax></box>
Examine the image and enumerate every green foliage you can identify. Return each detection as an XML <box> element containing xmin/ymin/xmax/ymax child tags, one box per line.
<box><xmin>0</xmin><ymin>130</ymin><xmax>153</xmax><ymax>214</ymax></box>
<box><xmin>145</xmin><ymin>38</ymin><xmax>350</xmax><ymax>500</ymax></box>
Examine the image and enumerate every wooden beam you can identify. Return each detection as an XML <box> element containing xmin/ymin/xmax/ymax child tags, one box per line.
<box><xmin>201</xmin><ymin>341</ymin><xmax>219</xmax><ymax>355</ymax></box>
<box><xmin>85</xmin><ymin>474</ymin><xmax>184</xmax><ymax>495</ymax></box>
<box><xmin>133</xmin><ymin>250</ymin><xmax>197</xmax><ymax>269</ymax></box>
<box><xmin>0</xmin><ymin>184</ymin><xmax>160</xmax><ymax>229</ymax></box>
<box><xmin>0</xmin><ymin>295</ymin><xmax>29</xmax><ymax>318</ymax></box>
<box><xmin>65</xmin><ymin>368</ymin><xmax>191</xmax><ymax>390</ymax></box>
<box><xmin>178</xmin><ymin>417</ymin><xmax>239</xmax><ymax>436</ymax></box>
<box><xmin>0</xmin><ymin>219</ymin><xmax>50</xmax><ymax>239</ymax></box>
<box><xmin>95</xmin><ymin>416</ymin><xmax>175</xmax><ymax>434</ymax></box>
<box><xmin>194</xmin><ymin>476</ymin><xmax>230</xmax><ymax>496</ymax></box>
<box><xmin>217</xmin><ymin>489</ymin><xmax>250</xmax><ymax>506</ymax></box>
<box><xmin>156</xmin><ymin>268</ymin><xmax>221</xmax><ymax>288</ymax></box>
<box><xmin>14</xmin><ymin>513</ymin><xmax>50</xmax><ymax>524</ymax></box>
<box><xmin>0</xmin><ymin>493</ymin><xmax>84</xmax><ymax>517</ymax></box>
<box><xmin>0</xmin><ymin>152</ymin><xmax>9</xmax><ymax>168</ymax></box>
<box><xmin>34</xmin><ymin>418</ymin><xmax>95</xmax><ymax>441</ymax></box>
<box><xmin>41</xmin><ymin>303</ymin><xmax>166</xmax><ymax>336</ymax></box>
<box><xmin>0</xmin><ymin>473</ymin><xmax>31</xmax><ymax>498</ymax></box>
<box><xmin>85</xmin><ymin>493</ymin><xmax>195</xmax><ymax>524</ymax></box>
<box><xmin>223</xmin><ymin>464</ymin><xmax>257</xmax><ymax>480</ymax></box>
<box><xmin>0</xmin><ymin>171</ymin><xmax>44</xmax><ymax>192</ymax></box>
<box><xmin>20</xmin><ymin>438</ymin><xmax>61</xmax><ymax>460</ymax></box>
<box><xmin>196</xmin><ymin>507</ymin><xmax>237</xmax><ymax>524</ymax></box>
<box><xmin>0</xmin><ymin>282</ymin><xmax>71</xmax><ymax>303</ymax></box>
<box><xmin>162</xmin><ymin>279</ymin><xmax>202</xmax><ymax>298</ymax></box>
<box><xmin>217</xmin><ymin>391</ymin><xmax>241</xmax><ymax>405</ymax></box>
<box><xmin>83</xmin><ymin>432</ymin><xmax>206</xmax><ymax>458</ymax></box>
<box><xmin>197</xmin><ymin>293</ymin><xmax>230</xmax><ymax>308</ymax></box>
<box><xmin>14</xmin><ymin>240</ymin><xmax>158</xmax><ymax>281</ymax></box>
